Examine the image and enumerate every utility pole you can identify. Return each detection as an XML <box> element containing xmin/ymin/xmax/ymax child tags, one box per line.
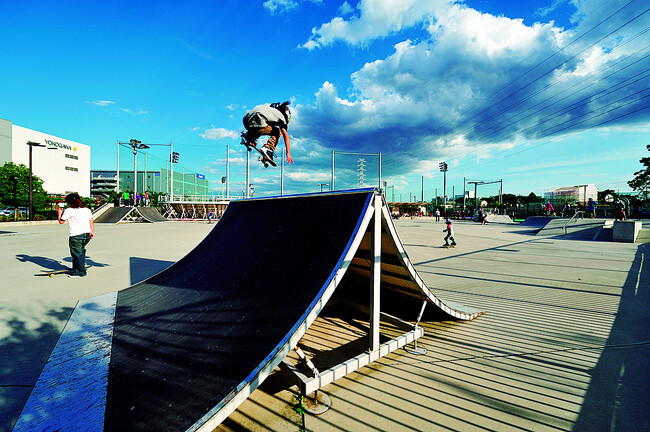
<box><xmin>463</xmin><ymin>177</ymin><xmax>466</xmax><ymax>211</ymax></box>
<box><xmin>421</xmin><ymin>176</ymin><xmax>424</xmax><ymax>202</ymax></box>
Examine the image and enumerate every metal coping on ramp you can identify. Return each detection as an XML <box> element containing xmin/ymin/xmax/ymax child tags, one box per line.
<box><xmin>15</xmin><ymin>189</ymin><xmax>483</xmax><ymax>432</ymax></box>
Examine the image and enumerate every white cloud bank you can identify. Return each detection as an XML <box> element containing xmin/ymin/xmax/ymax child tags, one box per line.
<box><xmin>293</xmin><ymin>0</ymin><xmax>650</xmax><ymax>175</ymax></box>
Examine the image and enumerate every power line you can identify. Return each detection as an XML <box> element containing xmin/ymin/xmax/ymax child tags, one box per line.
<box><xmin>382</xmin><ymin>4</ymin><xmax>650</xmax><ymax>174</ymax></box>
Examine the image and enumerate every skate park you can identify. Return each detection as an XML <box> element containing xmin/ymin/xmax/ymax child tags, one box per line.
<box><xmin>1</xmin><ymin>191</ymin><xmax>648</xmax><ymax>431</ymax></box>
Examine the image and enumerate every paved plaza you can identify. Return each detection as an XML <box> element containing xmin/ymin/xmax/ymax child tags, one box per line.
<box><xmin>0</xmin><ymin>217</ymin><xmax>647</xmax><ymax>431</ymax></box>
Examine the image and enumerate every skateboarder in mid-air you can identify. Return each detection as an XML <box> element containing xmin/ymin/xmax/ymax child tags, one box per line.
<box><xmin>443</xmin><ymin>218</ymin><xmax>457</xmax><ymax>248</ymax></box>
<box><xmin>241</xmin><ymin>101</ymin><xmax>294</xmax><ymax>166</ymax></box>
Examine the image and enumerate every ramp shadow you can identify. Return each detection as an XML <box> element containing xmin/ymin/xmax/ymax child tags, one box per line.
<box><xmin>574</xmin><ymin>244</ymin><xmax>650</xmax><ymax>431</ymax></box>
<box><xmin>129</xmin><ymin>257</ymin><xmax>176</xmax><ymax>285</ymax></box>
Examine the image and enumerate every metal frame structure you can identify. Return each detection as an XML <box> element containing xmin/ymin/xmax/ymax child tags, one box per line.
<box><xmin>466</xmin><ymin>179</ymin><xmax>503</xmax><ymax>209</ymax></box>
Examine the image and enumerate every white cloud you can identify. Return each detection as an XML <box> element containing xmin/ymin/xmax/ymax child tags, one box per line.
<box><xmin>338</xmin><ymin>1</ymin><xmax>354</xmax><ymax>16</ymax></box>
<box><xmin>91</xmin><ymin>100</ymin><xmax>114</xmax><ymax>106</ymax></box>
<box><xmin>293</xmin><ymin>0</ymin><xmax>650</xmax><ymax>178</ymax></box>
<box><xmin>301</xmin><ymin>0</ymin><xmax>451</xmax><ymax>49</ymax></box>
<box><xmin>200</xmin><ymin>126</ymin><xmax>239</xmax><ymax>141</ymax></box>
<box><xmin>264</xmin><ymin>0</ymin><xmax>322</xmax><ymax>14</ymax></box>
<box><xmin>286</xmin><ymin>170</ymin><xmax>331</xmax><ymax>182</ymax></box>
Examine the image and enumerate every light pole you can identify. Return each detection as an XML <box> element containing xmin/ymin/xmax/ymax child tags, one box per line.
<box><xmin>317</xmin><ymin>183</ymin><xmax>329</xmax><ymax>192</ymax></box>
<box><xmin>439</xmin><ymin>161</ymin><xmax>448</xmax><ymax>215</ymax></box>
<box><xmin>26</xmin><ymin>141</ymin><xmax>56</xmax><ymax>221</ymax></box>
<box><xmin>128</xmin><ymin>139</ymin><xmax>150</xmax><ymax>201</ymax></box>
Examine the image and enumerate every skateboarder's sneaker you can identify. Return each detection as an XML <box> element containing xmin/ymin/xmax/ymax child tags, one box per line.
<box><xmin>260</xmin><ymin>146</ymin><xmax>276</xmax><ymax>161</ymax></box>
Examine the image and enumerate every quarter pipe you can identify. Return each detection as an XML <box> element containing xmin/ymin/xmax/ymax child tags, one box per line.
<box><xmin>15</xmin><ymin>189</ymin><xmax>483</xmax><ymax>432</ymax></box>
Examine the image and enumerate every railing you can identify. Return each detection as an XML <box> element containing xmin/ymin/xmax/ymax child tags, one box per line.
<box><xmin>563</xmin><ymin>211</ymin><xmax>586</xmax><ymax>235</ymax></box>
<box><xmin>159</xmin><ymin>195</ymin><xmax>232</xmax><ymax>203</ymax></box>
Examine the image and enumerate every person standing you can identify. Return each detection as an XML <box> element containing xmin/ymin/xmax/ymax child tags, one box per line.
<box><xmin>435</xmin><ymin>209</ymin><xmax>441</xmax><ymax>222</ymax></box>
<box><xmin>57</xmin><ymin>193</ymin><xmax>94</xmax><ymax>278</ymax></box>
<box><xmin>587</xmin><ymin>198</ymin><xmax>597</xmax><ymax>218</ymax></box>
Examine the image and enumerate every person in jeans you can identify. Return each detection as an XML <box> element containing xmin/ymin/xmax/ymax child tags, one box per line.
<box><xmin>241</xmin><ymin>101</ymin><xmax>294</xmax><ymax>165</ymax></box>
<box><xmin>57</xmin><ymin>193</ymin><xmax>94</xmax><ymax>278</ymax></box>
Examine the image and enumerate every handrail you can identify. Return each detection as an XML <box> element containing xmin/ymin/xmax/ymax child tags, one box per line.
<box><xmin>563</xmin><ymin>211</ymin><xmax>585</xmax><ymax>235</ymax></box>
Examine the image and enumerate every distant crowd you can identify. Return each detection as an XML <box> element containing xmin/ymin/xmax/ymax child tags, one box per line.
<box><xmin>121</xmin><ymin>190</ymin><xmax>151</xmax><ymax>207</ymax></box>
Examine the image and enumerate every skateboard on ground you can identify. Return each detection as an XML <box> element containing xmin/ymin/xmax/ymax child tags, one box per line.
<box><xmin>36</xmin><ymin>265</ymin><xmax>92</xmax><ymax>277</ymax></box>
<box><xmin>441</xmin><ymin>244</ymin><xmax>456</xmax><ymax>249</ymax></box>
<box><xmin>241</xmin><ymin>133</ymin><xmax>277</xmax><ymax>168</ymax></box>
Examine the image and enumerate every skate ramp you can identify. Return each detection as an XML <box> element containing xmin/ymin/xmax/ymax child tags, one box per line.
<box><xmin>93</xmin><ymin>206</ymin><xmax>135</xmax><ymax>224</ymax></box>
<box><xmin>14</xmin><ymin>190</ymin><xmax>483</xmax><ymax>432</ymax></box>
<box><xmin>536</xmin><ymin>218</ymin><xmax>611</xmax><ymax>240</ymax></box>
<box><xmin>485</xmin><ymin>214</ymin><xmax>514</xmax><ymax>223</ymax></box>
<box><xmin>135</xmin><ymin>206</ymin><xmax>167</xmax><ymax>222</ymax></box>
<box><xmin>519</xmin><ymin>216</ymin><xmax>555</xmax><ymax>229</ymax></box>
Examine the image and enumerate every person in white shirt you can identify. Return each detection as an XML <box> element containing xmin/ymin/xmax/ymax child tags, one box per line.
<box><xmin>57</xmin><ymin>193</ymin><xmax>94</xmax><ymax>278</ymax></box>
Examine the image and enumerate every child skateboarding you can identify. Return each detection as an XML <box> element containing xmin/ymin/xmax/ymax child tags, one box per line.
<box><xmin>241</xmin><ymin>101</ymin><xmax>294</xmax><ymax>166</ymax></box>
<box><xmin>443</xmin><ymin>218</ymin><xmax>457</xmax><ymax>248</ymax></box>
<box><xmin>57</xmin><ymin>193</ymin><xmax>94</xmax><ymax>277</ymax></box>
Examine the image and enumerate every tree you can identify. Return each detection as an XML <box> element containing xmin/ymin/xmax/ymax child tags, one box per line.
<box><xmin>500</xmin><ymin>194</ymin><xmax>519</xmax><ymax>206</ymax></box>
<box><xmin>0</xmin><ymin>162</ymin><xmax>49</xmax><ymax>209</ymax></box>
<box><xmin>628</xmin><ymin>144</ymin><xmax>650</xmax><ymax>200</ymax></box>
<box><xmin>598</xmin><ymin>189</ymin><xmax>616</xmax><ymax>202</ymax></box>
<box><xmin>521</xmin><ymin>192</ymin><xmax>542</xmax><ymax>204</ymax></box>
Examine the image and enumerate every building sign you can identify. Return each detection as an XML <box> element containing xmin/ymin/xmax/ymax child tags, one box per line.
<box><xmin>45</xmin><ymin>139</ymin><xmax>73</xmax><ymax>151</ymax></box>
<box><xmin>196</xmin><ymin>173</ymin><xmax>205</xmax><ymax>179</ymax></box>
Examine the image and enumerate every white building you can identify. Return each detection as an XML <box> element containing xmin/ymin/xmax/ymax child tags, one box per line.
<box><xmin>544</xmin><ymin>184</ymin><xmax>598</xmax><ymax>205</ymax></box>
<box><xmin>0</xmin><ymin>118</ymin><xmax>90</xmax><ymax>197</ymax></box>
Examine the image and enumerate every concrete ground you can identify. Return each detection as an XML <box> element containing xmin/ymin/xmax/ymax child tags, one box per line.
<box><xmin>0</xmin><ymin>220</ymin><xmax>214</xmax><ymax>431</ymax></box>
<box><xmin>0</xmin><ymin>217</ymin><xmax>648</xmax><ymax>431</ymax></box>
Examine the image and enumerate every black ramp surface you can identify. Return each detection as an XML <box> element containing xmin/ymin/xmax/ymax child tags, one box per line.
<box><xmin>94</xmin><ymin>206</ymin><xmax>134</xmax><ymax>223</ymax></box>
<box><xmin>104</xmin><ymin>191</ymin><xmax>373</xmax><ymax>431</ymax></box>
<box><xmin>135</xmin><ymin>207</ymin><xmax>167</xmax><ymax>222</ymax></box>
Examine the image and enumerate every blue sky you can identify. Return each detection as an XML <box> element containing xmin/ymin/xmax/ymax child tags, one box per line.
<box><xmin>1</xmin><ymin>0</ymin><xmax>648</xmax><ymax>200</ymax></box>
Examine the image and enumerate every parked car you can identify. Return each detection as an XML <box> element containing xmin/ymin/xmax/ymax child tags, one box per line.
<box><xmin>0</xmin><ymin>207</ymin><xmax>25</xmax><ymax>217</ymax></box>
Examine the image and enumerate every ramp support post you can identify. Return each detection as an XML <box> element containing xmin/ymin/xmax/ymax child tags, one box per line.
<box><xmin>369</xmin><ymin>193</ymin><xmax>381</xmax><ymax>353</ymax></box>
<box><xmin>405</xmin><ymin>300</ymin><xmax>427</xmax><ymax>355</ymax></box>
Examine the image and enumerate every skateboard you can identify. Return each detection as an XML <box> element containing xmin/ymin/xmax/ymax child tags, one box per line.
<box><xmin>441</xmin><ymin>244</ymin><xmax>456</xmax><ymax>249</ymax></box>
<box><xmin>36</xmin><ymin>266</ymin><xmax>92</xmax><ymax>277</ymax></box>
<box><xmin>241</xmin><ymin>133</ymin><xmax>277</xmax><ymax>168</ymax></box>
